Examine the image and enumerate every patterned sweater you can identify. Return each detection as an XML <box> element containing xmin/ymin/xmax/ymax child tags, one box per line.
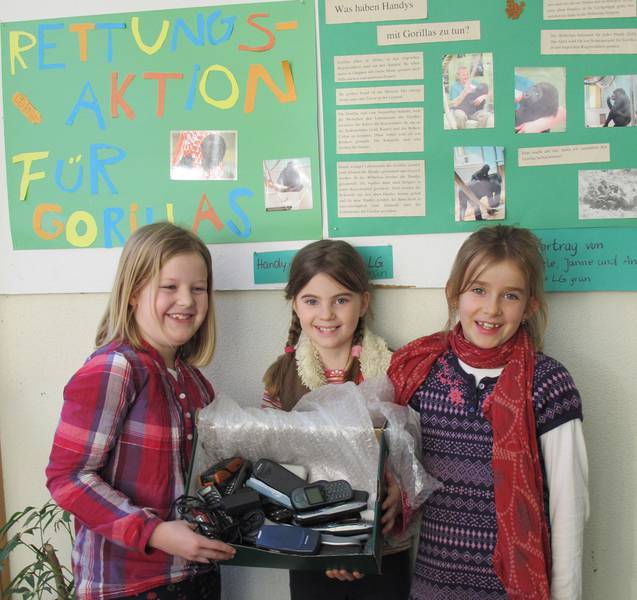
<box><xmin>409</xmin><ymin>350</ymin><xmax>582</xmax><ymax>600</ymax></box>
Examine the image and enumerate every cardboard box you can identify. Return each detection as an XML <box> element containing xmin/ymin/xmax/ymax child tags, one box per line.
<box><xmin>186</xmin><ymin>425</ymin><xmax>387</xmax><ymax>574</ymax></box>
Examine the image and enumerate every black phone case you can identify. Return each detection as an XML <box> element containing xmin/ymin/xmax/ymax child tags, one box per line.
<box><xmin>253</xmin><ymin>459</ymin><xmax>307</xmax><ymax>495</ymax></box>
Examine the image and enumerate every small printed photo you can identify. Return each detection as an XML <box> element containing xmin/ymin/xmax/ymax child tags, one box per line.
<box><xmin>263</xmin><ymin>158</ymin><xmax>313</xmax><ymax>211</ymax></box>
<box><xmin>584</xmin><ymin>75</ymin><xmax>636</xmax><ymax>128</ymax></box>
<box><xmin>514</xmin><ymin>67</ymin><xmax>566</xmax><ymax>134</ymax></box>
<box><xmin>170</xmin><ymin>130</ymin><xmax>237</xmax><ymax>180</ymax></box>
<box><xmin>578</xmin><ymin>168</ymin><xmax>637</xmax><ymax>219</ymax></box>
<box><xmin>443</xmin><ymin>53</ymin><xmax>495</xmax><ymax>130</ymax></box>
<box><xmin>453</xmin><ymin>146</ymin><xmax>505</xmax><ymax>222</ymax></box>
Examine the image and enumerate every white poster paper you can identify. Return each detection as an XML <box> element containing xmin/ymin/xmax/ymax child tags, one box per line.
<box><xmin>336</xmin><ymin>84</ymin><xmax>424</xmax><ymax>105</ymax></box>
<box><xmin>518</xmin><ymin>143</ymin><xmax>611</xmax><ymax>167</ymax></box>
<box><xmin>334</xmin><ymin>52</ymin><xmax>424</xmax><ymax>82</ymax></box>
<box><xmin>544</xmin><ymin>0</ymin><xmax>636</xmax><ymax>20</ymax></box>
<box><xmin>336</xmin><ymin>108</ymin><xmax>424</xmax><ymax>154</ymax></box>
<box><xmin>325</xmin><ymin>0</ymin><xmax>427</xmax><ymax>24</ymax></box>
<box><xmin>337</xmin><ymin>160</ymin><xmax>425</xmax><ymax>217</ymax></box>
<box><xmin>541</xmin><ymin>28</ymin><xmax>637</xmax><ymax>54</ymax></box>
<box><xmin>377</xmin><ymin>20</ymin><xmax>480</xmax><ymax>46</ymax></box>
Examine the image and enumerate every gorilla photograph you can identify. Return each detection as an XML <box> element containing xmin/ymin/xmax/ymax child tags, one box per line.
<box><xmin>263</xmin><ymin>157</ymin><xmax>313</xmax><ymax>211</ymax></box>
<box><xmin>443</xmin><ymin>53</ymin><xmax>495</xmax><ymax>130</ymax></box>
<box><xmin>514</xmin><ymin>67</ymin><xmax>566</xmax><ymax>134</ymax></box>
<box><xmin>579</xmin><ymin>168</ymin><xmax>637</xmax><ymax>220</ymax></box>
<box><xmin>584</xmin><ymin>75</ymin><xmax>636</xmax><ymax>128</ymax></box>
<box><xmin>170</xmin><ymin>130</ymin><xmax>238</xmax><ymax>180</ymax></box>
<box><xmin>453</xmin><ymin>146</ymin><xmax>505</xmax><ymax>222</ymax></box>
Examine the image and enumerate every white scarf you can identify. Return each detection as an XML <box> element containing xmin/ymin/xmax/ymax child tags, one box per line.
<box><xmin>295</xmin><ymin>328</ymin><xmax>392</xmax><ymax>391</ymax></box>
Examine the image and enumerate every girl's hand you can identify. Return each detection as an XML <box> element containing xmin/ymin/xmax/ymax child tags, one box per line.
<box><xmin>325</xmin><ymin>569</ymin><xmax>365</xmax><ymax>581</ymax></box>
<box><xmin>381</xmin><ymin>469</ymin><xmax>402</xmax><ymax>535</ymax></box>
<box><xmin>148</xmin><ymin>520</ymin><xmax>236</xmax><ymax>563</ymax></box>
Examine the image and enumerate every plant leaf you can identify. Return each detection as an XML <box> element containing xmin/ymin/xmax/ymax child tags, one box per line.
<box><xmin>0</xmin><ymin>535</ymin><xmax>22</xmax><ymax>563</ymax></box>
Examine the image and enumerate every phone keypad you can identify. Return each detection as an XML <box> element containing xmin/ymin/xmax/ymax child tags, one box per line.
<box><xmin>324</xmin><ymin>480</ymin><xmax>352</xmax><ymax>503</ymax></box>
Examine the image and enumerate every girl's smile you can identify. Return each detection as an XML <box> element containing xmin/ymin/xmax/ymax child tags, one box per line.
<box><xmin>131</xmin><ymin>252</ymin><xmax>209</xmax><ymax>367</ymax></box>
<box><xmin>457</xmin><ymin>259</ymin><xmax>537</xmax><ymax>349</ymax></box>
<box><xmin>293</xmin><ymin>272</ymin><xmax>369</xmax><ymax>369</ymax></box>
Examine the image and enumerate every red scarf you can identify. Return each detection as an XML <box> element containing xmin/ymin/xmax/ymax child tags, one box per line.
<box><xmin>388</xmin><ymin>325</ymin><xmax>551</xmax><ymax>599</ymax></box>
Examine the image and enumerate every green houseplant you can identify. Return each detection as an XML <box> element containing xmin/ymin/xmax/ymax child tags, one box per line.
<box><xmin>0</xmin><ymin>500</ymin><xmax>75</xmax><ymax>599</ymax></box>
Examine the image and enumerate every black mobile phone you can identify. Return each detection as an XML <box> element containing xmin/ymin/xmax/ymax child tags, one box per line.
<box><xmin>252</xmin><ymin>459</ymin><xmax>307</xmax><ymax>496</ymax></box>
<box><xmin>255</xmin><ymin>524</ymin><xmax>320</xmax><ymax>555</ymax></box>
<box><xmin>290</xmin><ymin>480</ymin><xmax>353</xmax><ymax>511</ymax></box>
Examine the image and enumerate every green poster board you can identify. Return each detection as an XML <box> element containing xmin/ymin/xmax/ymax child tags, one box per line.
<box><xmin>537</xmin><ymin>227</ymin><xmax>637</xmax><ymax>291</ymax></box>
<box><xmin>319</xmin><ymin>1</ymin><xmax>637</xmax><ymax>237</ymax></box>
<box><xmin>2</xmin><ymin>0</ymin><xmax>321</xmax><ymax>249</ymax></box>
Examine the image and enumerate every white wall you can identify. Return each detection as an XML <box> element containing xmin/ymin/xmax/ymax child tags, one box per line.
<box><xmin>1</xmin><ymin>288</ymin><xmax>636</xmax><ymax>598</ymax></box>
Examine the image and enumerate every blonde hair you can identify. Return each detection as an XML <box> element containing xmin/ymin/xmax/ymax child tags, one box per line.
<box><xmin>445</xmin><ymin>225</ymin><xmax>548</xmax><ymax>350</ymax></box>
<box><xmin>263</xmin><ymin>240</ymin><xmax>370</xmax><ymax>398</ymax></box>
<box><xmin>95</xmin><ymin>222</ymin><xmax>215</xmax><ymax>366</ymax></box>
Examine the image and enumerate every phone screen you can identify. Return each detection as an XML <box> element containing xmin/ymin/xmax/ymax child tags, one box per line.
<box><xmin>305</xmin><ymin>485</ymin><xmax>324</xmax><ymax>505</ymax></box>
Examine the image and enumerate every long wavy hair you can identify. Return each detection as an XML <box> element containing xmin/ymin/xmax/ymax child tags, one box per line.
<box><xmin>95</xmin><ymin>222</ymin><xmax>215</xmax><ymax>366</ymax></box>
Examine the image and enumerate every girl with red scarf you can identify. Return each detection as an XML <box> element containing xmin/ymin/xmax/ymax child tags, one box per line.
<box><xmin>389</xmin><ymin>226</ymin><xmax>588</xmax><ymax>600</ymax></box>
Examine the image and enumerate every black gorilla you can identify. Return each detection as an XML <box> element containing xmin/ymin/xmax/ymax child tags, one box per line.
<box><xmin>201</xmin><ymin>134</ymin><xmax>226</xmax><ymax>172</ymax></box>
<box><xmin>471</xmin><ymin>164</ymin><xmax>491</xmax><ymax>182</ymax></box>
<box><xmin>453</xmin><ymin>83</ymin><xmax>488</xmax><ymax>118</ymax></box>
<box><xmin>515</xmin><ymin>82</ymin><xmax>559</xmax><ymax>131</ymax></box>
<box><xmin>277</xmin><ymin>161</ymin><xmax>303</xmax><ymax>191</ymax></box>
<box><xmin>604</xmin><ymin>88</ymin><xmax>632</xmax><ymax>127</ymax></box>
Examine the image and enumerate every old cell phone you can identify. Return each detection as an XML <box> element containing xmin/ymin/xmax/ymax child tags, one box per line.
<box><xmin>319</xmin><ymin>532</ymin><xmax>370</xmax><ymax>546</ymax></box>
<box><xmin>245</xmin><ymin>477</ymin><xmax>293</xmax><ymax>508</ymax></box>
<box><xmin>263</xmin><ymin>503</ymin><xmax>295</xmax><ymax>524</ymax></box>
<box><xmin>255</xmin><ymin>524</ymin><xmax>320</xmax><ymax>555</ymax></box>
<box><xmin>252</xmin><ymin>459</ymin><xmax>307</xmax><ymax>496</ymax></box>
<box><xmin>197</xmin><ymin>483</ymin><xmax>223</xmax><ymax>506</ymax></box>
<box><xmin>200</xmin><ymin>457</ymin><xmax>251</xmax><ymax>496</ymax></box>
<box><xmin>292</xmin><ymin>498</ymin><xmax>368</xmax><ymax>526</ymax></box>
<box><xmin>310</xmin><ymin>520</ymin><xmax>374</xmax><ymax>536</ymax></box>
<box><xmin>290</xmin><ymin>480</ymin><xmax>353</xmax><ymax>511</ymax></box>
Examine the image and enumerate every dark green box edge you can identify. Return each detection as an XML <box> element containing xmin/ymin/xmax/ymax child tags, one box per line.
<box><xmin>186</xmin><ymin>423</ymin><xmax>388</xmax><ymax>574</ymax></box>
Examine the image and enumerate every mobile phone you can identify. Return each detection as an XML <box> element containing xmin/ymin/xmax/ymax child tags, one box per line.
<box><xmin>310</xmin><ymin>520</ymin><xmax>374</xmax><ymax>536</ymax></box>
<box><xmin>280</xmin><ymin>463</ymin><xmax>308</xmax><ymax>481</ymax></box>
<box><xmin>290</xmin><ymin>480</ymin><xmax>353</xmax><ymax>511</ymax></box>
<box><xmin>252</xmin><ymin>459</ymin><xmax>307</xmax><ymax>495</ymax></box>
<box><xmin>319</xmin><ymin>532</ymin><xmax>370</xmax><ymax>546</ymax></box>
<box><xmin>255</xmin><ymin>524</ymin><xmax>320</xmax><ymax>554</ymax></box>
<box><xmin>245</xmin><ymin>477</ymin><xmax>293</xmax><ymax>508</ymax></box>
<box><xmin>197</xmin><ymin>483</ymin><xmax>223</xmax><ymax>506</ymax></box>
<box><xmin>200</xmin><ymin>457</ymin><xmax>251</xmax><ymax>496</ymax></box>
<box><xmin>263</xmin><ymin>503</ymin><xmax>295</xmax><ymax>524</ymax></box>
<box><xmin>292</xmin><ymin>498</ymin><xmax>368</xmax><ymax>526</ymax></box>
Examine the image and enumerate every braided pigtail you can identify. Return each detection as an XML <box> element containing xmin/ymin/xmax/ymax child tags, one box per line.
<box><xmin>263</xmin><ymin>311</ymin><xmax>302</xmax><ymax>398</ymax></box>
<box><xmin>347</xmin><ymin>316</ymin><xmax>366</xmax><ymax>383</ymax></box>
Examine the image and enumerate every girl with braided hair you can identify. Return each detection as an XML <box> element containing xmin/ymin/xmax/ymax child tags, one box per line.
<box><xmin>261</xmin><ymin>239</ymin><xmax>411</xmax><ymax>600</ymax></box>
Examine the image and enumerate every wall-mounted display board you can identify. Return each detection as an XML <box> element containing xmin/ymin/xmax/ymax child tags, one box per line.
<box><xmin>319</xmin><ymin>0</ymin><xmax>637</xmax><ymax>237</ymax></box>
<box><xmin>1</xmin><ymin>0</ymin><xmax>636</xmax><ymax>293</ymax></box>
<box><xmin>1</xmin><ymin>0</ymin><xmax>320</xmax><ymax>250</ymax></box>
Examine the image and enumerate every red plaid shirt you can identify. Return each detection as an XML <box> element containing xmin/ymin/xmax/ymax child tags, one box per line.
<box><xmin>46</xmin><ymin>341</ymin><xmax>214</xmax><ymax>600</ymax></box>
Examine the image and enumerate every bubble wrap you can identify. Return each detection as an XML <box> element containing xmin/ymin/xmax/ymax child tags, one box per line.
<box><xmin>196</xmin><ymin>375</ymin><xmax>441</xmax><ymax>519</ymax></box>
